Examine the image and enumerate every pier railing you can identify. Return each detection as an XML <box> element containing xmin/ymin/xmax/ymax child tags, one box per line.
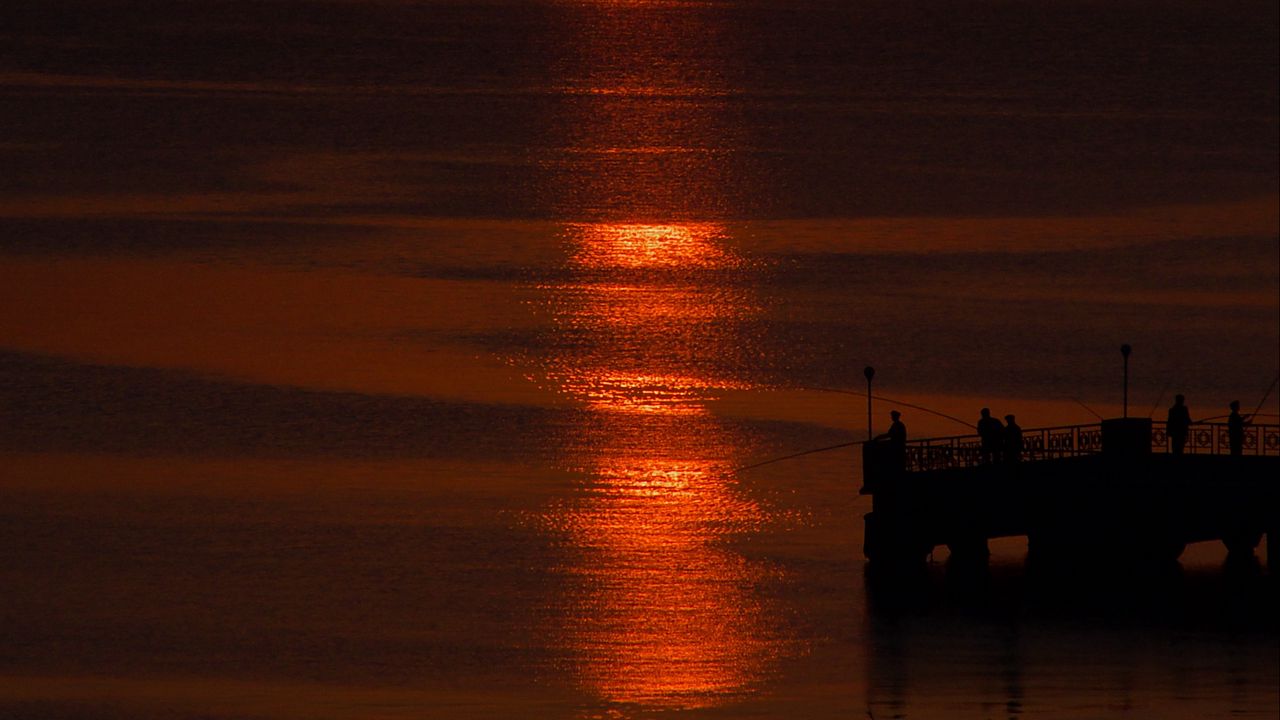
<box><xmin>901</xmin><ymin>421</ymin><xmax>1280</xmax><ymax>473</ymax></box>
<box><xmin>1151</xmin><ymin>421</ymin><xmax>1280</xmax><ymax>456</ymax></box>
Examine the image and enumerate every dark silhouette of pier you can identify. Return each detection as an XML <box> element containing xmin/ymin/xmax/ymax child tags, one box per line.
<box><xmin>861</xmin><ymin>418</ymin><xmax>1279</xmax><ymax>571</ymax></box>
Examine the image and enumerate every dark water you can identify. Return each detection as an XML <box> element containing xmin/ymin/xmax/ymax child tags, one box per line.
<box><xmin>1</xmin><ymin>1</ymin><xmax>1277</xmax><ymax>717</ymax></box>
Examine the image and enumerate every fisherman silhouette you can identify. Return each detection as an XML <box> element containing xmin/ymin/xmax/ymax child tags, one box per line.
<box><xmin>1003</xmin><ymin>414</ymin><xmax>1022</xmax><ymax>463</ymax></box>
<box><xmin>977</xmin><ymin>408</ymin><xmax>1004</xmax><ymax>464</ymax></box>
<box><xmin>1227</xmin><ymin>400</ymin><xmax>1250</xmax><ymax>456</ymax></box>
<box><xmin>1166</xmin><ymin>394</ymin><xmax>1192</xmax><ymax>454</ymax></box>
<box><xmin>873</xmin><ymin>410</ymin><xmax>907</xmax><ymax>472</ymax></box>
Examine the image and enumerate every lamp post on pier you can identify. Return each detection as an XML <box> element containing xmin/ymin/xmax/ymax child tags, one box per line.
<box><xmin>1121</xmin><ymin>344</ymin><xmax>1131</xmax><ymax>418</ymax></box>
<box><xmin>864</xmin><ymin>366</ymin><xmax>875</xmax><ymax>442</ymax></box>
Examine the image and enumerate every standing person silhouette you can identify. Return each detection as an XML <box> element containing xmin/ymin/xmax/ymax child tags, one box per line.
<box><xmin>1227</xmin><ymin>400</ymin><xmax>1250</xmax><ymax>456</ymax></box>
<box><xmin>1003</xmin><ymin>414</ymin><xmax>1023</xmax><ymax>463</ymax></box>
<box><xmin>977</xmin><ymin>408</ymin><xmax>1004</xmax><ymax>464</ymax></box>
<box><xmin>874</xmin><ymin>410</ymin><xmax>907</xmax><ymax>472</ymax></box>
<box><xmin>1166</xmin><ymin>394</ymin><xmax>1192</xmax><ymax>454</ymax></box>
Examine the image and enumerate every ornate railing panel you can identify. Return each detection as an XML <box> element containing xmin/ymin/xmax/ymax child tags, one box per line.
<box><xmin>904</xmin><ymin>424</ymin><xmax>1102</xmax><ymax>473</ymax></box>
<box><xmin>1151</xmin><ymin>421</ymin><xmax>1280</xmax><ymax>456</ymax></box>
<box><xmin>902</xmin><ymin>422</ymin><xmax>1279</xmax><ymax>473</ymax></box>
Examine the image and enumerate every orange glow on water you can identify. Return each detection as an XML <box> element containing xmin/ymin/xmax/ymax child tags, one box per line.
<box><xmin>571</xmin><ymin>283</ymin><xmax>750</xmax><ymax>325</ymax></box>
<box><xmin>558</xmin><ymin>370</ymin><xmax>715</xmax><ymax>416</ymax></box>
<box><xmin>532</xmin><ymin>3</ymin><xmax>793</xmax><ymax>707</ymax></box>
<box><xmin>568</xmin><ymin>222</ymin><xmax>742</xmax><ymax>270</ymax></box>
<box><xmin>540</xmin><ymin>219</ymin><xmax>783</xmax><ymax>707</ymax></box>
<box><xmin>538</xmin><ymin>220</ymin><xmax>755</xmax><ymax>418</ymax></box>
<box><xmin>549</xmin><ymin>452</ymin><xmax>776</xmax><ymax>707</ymax></box>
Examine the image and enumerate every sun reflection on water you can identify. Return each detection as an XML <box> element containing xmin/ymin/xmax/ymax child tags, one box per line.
<box><xmin>548</xmin><ymin>451</ymin><xmax>776</xmax><ymax>708</ymax></box>
<box><xmin>540</xmin><ymin>220</ymin><xmax>788</xmax><ymax>708</ymax></box>
<box><xmin>533</xmin><ymin>1</ymin><xmax>790</xmax><ymax>708</ymax></box>
<box><xmin>568</xmin><ymin>222</ymin><xmax>741</xmax><ymax>271</ymax></box>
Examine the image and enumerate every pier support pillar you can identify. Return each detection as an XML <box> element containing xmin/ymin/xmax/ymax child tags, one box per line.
<box><xmin>946</xmin><ymin>535</ymin><xmax>990</xmax><ymax>566</ymax></box>
<box><xmin>864</xmin><ymin>512</ymin><xmax>930</xmax><ymax>566</ymax></box>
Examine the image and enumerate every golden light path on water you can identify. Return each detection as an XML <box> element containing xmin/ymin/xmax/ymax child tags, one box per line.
<box><xmin>539</xmin><ymin>221</ymin><xmax>790</xmax><ymax>709</ymax></box>
<box><xmin>528</xmin><ymin>0</ymin><xmax>800</xmax><ymax>707</ymax></box>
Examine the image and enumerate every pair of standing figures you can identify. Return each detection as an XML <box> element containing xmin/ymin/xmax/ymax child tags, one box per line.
<box><xmin>1166</xmin><ymin>395</ymin><xmax>1251</xmax><ymax>456</ymax></box>
<box><xmin>976</xmin><ymin>408</ymin><xmax>1022</xmax><ymax>464</ymax></box>
<box><xmin>873</xmin><ymin>407</ymin><xmax>1023</xmax><ymax>467</ymax></box>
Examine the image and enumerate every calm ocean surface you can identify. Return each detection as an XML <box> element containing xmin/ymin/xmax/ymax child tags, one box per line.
<box><xmin>1</xmin><ymin>1</ymin><xmax>1278</xmax><ymax>717</ymax></box>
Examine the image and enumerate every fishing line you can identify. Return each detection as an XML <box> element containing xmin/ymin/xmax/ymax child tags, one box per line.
<box><xmin>1071</xmin><ymin>397</ymin><xmax>1103</xmax><ymax>421</ymax></box>
<box><xmin>738</xmin><ymin>378</ymin><xmax>1278</xmax><ymax>473</ymax></box>
<box><xmin>735</xmin><ymin>384</ymin><xmax>972</xmax><ymax>473</ymax></box>
<box><xmin>736</xmin><ymin>384</ymin><xmax>997</xmax><ymax>472</ymax></box>
<box><xmin>790</xmin><ymin>385</ymin><xmax>976</xmax><ymax>430</ymax></box>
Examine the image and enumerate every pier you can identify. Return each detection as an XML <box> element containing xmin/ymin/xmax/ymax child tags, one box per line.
<box><xmin>861</xmin><ymin>418</ymin><xmax>1280</xmax><ymax>570</ymax></box>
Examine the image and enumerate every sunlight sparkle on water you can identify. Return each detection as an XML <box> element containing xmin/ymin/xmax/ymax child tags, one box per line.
<box><xmin>569</xmin><ymin>222</ymin><xmax>741</xmax><ymax>271</ymax></box>
<box><xmin>540</xmin><ymin>220</ymin><xmax>790</xmax><ymax>707</ymax></box>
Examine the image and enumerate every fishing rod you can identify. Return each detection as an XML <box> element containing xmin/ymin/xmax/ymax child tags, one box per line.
<box><xmin>736</xmin><ymin>439</ymin><xmax>863</xmax><ymax>472</ymax></box>
<box><xmin>1189</xmin><ymin>377</ymin><xmax>1280</xmax><ymax>423</ymax></box>
<box><xmin>740</xmin><ymin>371</ymin><xmax>1280</xmax><ymax>474</ymax></box>
<box><xmin>1250</xmin><ymin>375</ymin><xmax>1279</xmax><ymax>417</ymax></box>
<box><xmin>736</xmin><ymin>384</ymin><xmax>971</xmax><ymax>473</ymax></box>
<box><xmin>791</xmin><ymin>385</ymin><xmax>976</xmax><ymax>430</ymax></box>
<box><xmin>1145</xmin><ymin>381</ymin><xmax>1171</xmax><ymax>419</ymax></box>
<box><xmin>1194</xmin><ymin>412</ymin><xmax>1278</xmax><ymax>423</ymax></box>
<box><xmin>736</xmin><ymin>382</ymin><xmax>1008</xmax><ymax>473</ymax></box>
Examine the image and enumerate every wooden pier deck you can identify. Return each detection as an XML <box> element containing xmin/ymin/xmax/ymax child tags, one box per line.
<box><xmin>861</xmin><ymin>418</ymin><xmax>1280</xmax><ymax>570</ymax></box>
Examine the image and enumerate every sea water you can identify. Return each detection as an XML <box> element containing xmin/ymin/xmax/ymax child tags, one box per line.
<box><xmin>1</xmin><ymin>1</ymin><xmax>1277</xmax><ymax>717</ymax></box>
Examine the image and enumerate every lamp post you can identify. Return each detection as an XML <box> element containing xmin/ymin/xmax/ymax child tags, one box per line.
<box><xmin>1121</xmin><ymin>344</ymin><xmax>1131</xmax><ymax>418</ymax></box>
<box><xmin>864</xmin><ymin>366</ymin><xmax>875</xmax><ymax>441</ymax></box>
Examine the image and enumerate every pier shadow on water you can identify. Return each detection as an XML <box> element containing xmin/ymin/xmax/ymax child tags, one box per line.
<box><xmin>863</xmin><ymin>550</ymin><xmax>1278</xmax><ymax>719</ymax></box>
